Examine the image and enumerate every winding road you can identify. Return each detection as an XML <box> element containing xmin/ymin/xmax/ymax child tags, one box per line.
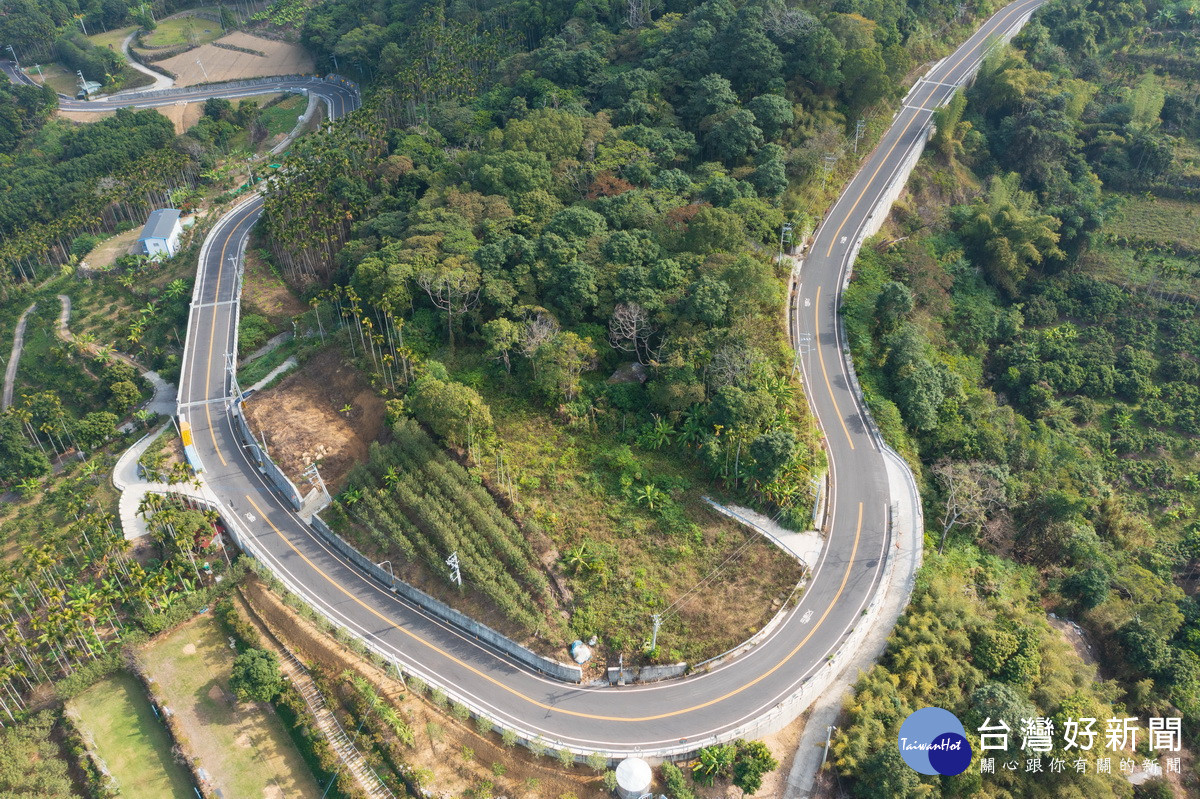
<box><xmin>0</xmin><ymin>58</ymin><xmax>356</xmax><ymax>120</ymax></box>
<box><xmin>4</xmin><ymin>0</ymin><xmax>1044</xmax><ymax>762</ymax></box>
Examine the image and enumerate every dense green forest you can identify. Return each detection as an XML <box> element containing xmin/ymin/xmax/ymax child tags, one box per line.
<box><xmin>832</xmin><ymin>0</ymin><xmax>1200</xmax><ymax>795</ymax></box>
<box><xmin>254</xmin><ymin>0</ymin><xmax>1011</xmax><ymax>658</ymax></box>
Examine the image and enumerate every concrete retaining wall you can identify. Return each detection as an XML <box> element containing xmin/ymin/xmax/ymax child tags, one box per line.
<box><xmin>606</xmin><ymin>663</ymin><xmax>688</xmax><ymax>684</ymax></box>
<box><xmin>307</xmin><ymin>515</ymin><xmax>584</xmax><ymax>682</ymax></box>
<box><xmin>230</xmin><ymin>406</ymin><xmax>303</xmax><ymax>510</ymax></box>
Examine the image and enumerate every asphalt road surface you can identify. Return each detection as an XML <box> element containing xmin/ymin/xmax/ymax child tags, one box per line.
<box><xmin>25</xmin><ymin>0</ymin><xmax>1045</xmax><ymax>756</ymax></box>
<box><xmin>0</xmin><ymin>59</ymin><xmax>356</xmax><ymax>120</ymax></box>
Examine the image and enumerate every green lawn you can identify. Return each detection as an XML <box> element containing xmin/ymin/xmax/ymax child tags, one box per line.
<box><xmin>68</xmin><ymin>672</ymin><xmax>195</xmax><ymax>799</ymax></box>
<box><xmin>140</xmin><ymin>12</ymin><xmax>224</xmax><ymax>48</ymax></box>
<box><xmin>139</xmin><ymin>614</ymin><xmax>321</xmax><ymax>799</ymax></box>
<box><xmin>88</xmin><ymin>25</ymin><xmax>137</xmax><ymax>53</ymax></box>
<box><xmin>21</xmin><ymin>62</ymin><xmax>80</xmax><ymax>95</ymax></box>
<box><xmin>259</xmin><ymin>93</ymin><xmax>308</xmax><ymax>139</ymax></box>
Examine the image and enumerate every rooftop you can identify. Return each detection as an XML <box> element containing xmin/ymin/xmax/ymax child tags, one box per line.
<box><xmin>138</xmin><ymin>208</ymin><xmax>181</xmax><ymax>241</ymax></box>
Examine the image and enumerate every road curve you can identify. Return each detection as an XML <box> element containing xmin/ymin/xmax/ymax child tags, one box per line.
<box><xmin>46</xmin><ymin>0</ymin><xmax>1043</xmax><ymax>758</ymax></box>
<box><xmin>0</xmin><ymin>59</ymin><xmax>356</xmax><ymax>121</ymax></box>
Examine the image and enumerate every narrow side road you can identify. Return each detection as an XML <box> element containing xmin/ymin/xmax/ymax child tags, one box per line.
<box><xmin>2</xmin><ymin>303</ymin><xmax>37</xmax><ymax>410</ymax></box>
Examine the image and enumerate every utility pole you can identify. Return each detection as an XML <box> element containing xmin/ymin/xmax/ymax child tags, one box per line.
<box><xmin>821</xmin><ymin>725</ymin><xmax>837</xmax><ymax>767</ymax></box>
<box><xmin>779</xmin><ymin>222</ymin><xmax>793</xmax><ymax>261</ymax></box>
<box><xmin>821</xmin><ymin>153</ymin><xmax>838</xmax><ymax>189</ymax></box>
<box><xmin>649</xmin><ymin>613</ymin><xmax>662</xmax><ymax>652</ymax></box>
<box><xmin>75</xmin><ymin>14</ymin><xmax>89</xmax><ymax>35</ymax></box>
<box><xmin>224</xmin><ymin>350</ymin><xmax>244</xmax><ymax>410</ymax></box>
<box><xmin>446</xmin><ymin>552</ymin><xmax>461</xmax><ymax>587</ymax></box>
<box><xmin>4</xmin><ymin>45</ymin><xmax>18</xmax><ymax>70</ymax></box>
<box><xmin>196</xmin><ymin>58</ymin><xmax>209</xmax><ymax>80</ymax></box>
<box><xmin>76</xmin><ymin>70</ymin><xmax>88</xmax><ymax>97</ymax></box>
<box><xmin>854</xmin><ymin>118</ymin><xmax>866</xmax><ymax>155</ymax></box>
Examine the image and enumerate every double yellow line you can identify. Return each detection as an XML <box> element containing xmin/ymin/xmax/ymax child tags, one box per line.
<box><xmin>245</xmin><ymin>495</ymin><xmax>864</xmax><ymax>723</ymax></box>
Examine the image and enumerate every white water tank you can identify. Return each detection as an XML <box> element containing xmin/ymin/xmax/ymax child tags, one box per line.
<box><xmin>614</xmin><ymin>757</ymin><xmax>652</xmax><ymax>799</ymax></box>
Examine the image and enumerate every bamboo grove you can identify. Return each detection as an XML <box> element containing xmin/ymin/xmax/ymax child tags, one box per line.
<box><xmin>329</xmin><ymin>422</ymin><xmax>562</xmax><ymax>638</ymax></box>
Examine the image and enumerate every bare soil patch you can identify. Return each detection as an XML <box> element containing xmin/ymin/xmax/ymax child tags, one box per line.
<box><xmin>151</xmin><ymin>101</ymin><xmax>207</xmax><ymax>134</ymax></box>
<box><xmin>57</xmin><ymin>109</ymin><xmax>116</xmax><ymax>125</ymax></box>
<box><xmin>243</xmin><ymin>347</ymin><xmax>384</xmax><ymax>490</ymax></box>
<box><xmin>157</xmin><ymin>32</ymin><xmax>313</xmax><ymax>86</ymax></box>
<box><xmin>58</xmin><ymin>102</ymin><xmax>205</xmax><ymax>134</ymax></box>
<box><xmin>1047</xmin><ymin>615</ymin><xmax>1098</xmax><ymax>667</ymax></box>
<box><xmin>81</xmin><ymin>227</ymin><xmax>141</xmax><ymax>270</ymax></box>
<box><xmin>243</xmin><ymin>248</ymin><xmax>307</xmax><ymax>326</ymax></box>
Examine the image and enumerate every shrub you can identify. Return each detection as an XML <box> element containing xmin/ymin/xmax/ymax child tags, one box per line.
<box><xmin>229</xmin><ymin>648</ymin><xmax>284</xmax><ymax>702</ymax></box>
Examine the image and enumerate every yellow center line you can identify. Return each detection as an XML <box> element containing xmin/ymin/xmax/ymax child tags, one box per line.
<box><xmin>815</xmin><ymin>286</ymin><xmax>856</xmax><ymax>450</ymax></box>
<box><xmin>824</xmin><ymin>0</ymin><xmax>1037</xmax><ymax>258</ymax></box>
<box><xmin>201</xmin><ymin>211</ymin><xmax>244</xmax><ymax>467</ymax></box>
<box><xmin>245</xmin><ymin>495</ymin><xmax>865</xmax><ymax>723</ymax></box>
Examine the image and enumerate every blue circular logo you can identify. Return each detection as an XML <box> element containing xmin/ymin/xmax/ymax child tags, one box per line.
<box><xmin>897</xmin><ymin>707</ymin><xmax>973</xmax><ymax>775</ymax></box>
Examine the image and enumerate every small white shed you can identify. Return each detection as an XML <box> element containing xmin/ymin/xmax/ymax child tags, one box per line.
<box><xmin>138</xmin><ymin>208</ymin><xmax>183</xmax><ymax>258</ymax></box>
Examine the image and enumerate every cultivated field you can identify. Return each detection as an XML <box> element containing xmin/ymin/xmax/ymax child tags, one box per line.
<box><xmin>68</xmin><ymin>672</ymin><xmax>195</xmax><ymax>799</ymax></box>
<box><xmin>139</xmin><ymin>614</ymin><xmax>321</xmax><ymax>799</ymax></box>
<box><xmin>157</xmin><ymin>31</ymin><xmax>313</xmax><ymax>86</ymax></box>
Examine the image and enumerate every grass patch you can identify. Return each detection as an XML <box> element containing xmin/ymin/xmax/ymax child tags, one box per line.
<box><xmin>239</xmin><ymin>336</ymin><xmax>297</xmax><ymax>388</ymax></box>
<box><xmin>67</xmin><ymin>672</ymin><xmax>195</xmax><ymax>799</ymax></box>
<box><xmin>22</xmin><ymin>61</ymin><xmax>81</xmax><ymax>95</ymax></box>
<box><xmin>139</xmin><ymin>614</ymin><xmax>321</xmax><ymax>799</ymax></box>
<box><xmin>88</xmin><ymin>25</ymin><xmax>138</xmax><ymax>54</ymax></box>
<box><xmin>258</xmin><ymin>93</ymin><xmax>307</xmax><ymax>139</ymax></box>
<box><xmin>1081</xmin><ymin>243</ymin><xmax>1200</xmax><ymax>301</ymax></box>
<box><xmin>480</xmin><ymin>383</ymin><xmax>805</xmax><ymax>662</ymax></box>
<box><xmin>141</xmin><ymin>12</ymin><xmax>224</xmax><ymax>48</ymax></box>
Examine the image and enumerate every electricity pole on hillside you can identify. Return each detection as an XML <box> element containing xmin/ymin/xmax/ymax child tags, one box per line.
<box><xmin>822</xmin><ymin>153</ymin><xmax>838</xmax><ymax>189</ymax></box>
<box><xmin>854</xmin><ymin>118</ymin><xmax>866</xmax><ymax>155</ymax></box>
<box><xmin>4</xmin><ymin>45</ymin><xmax>18</xmax><ymax>70</ymax></box>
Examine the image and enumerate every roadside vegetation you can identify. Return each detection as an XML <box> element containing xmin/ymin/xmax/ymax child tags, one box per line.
<box><xmin>833</xmin><ymin>0</ymin><xmax>1200</xmax><ymax>795</ymax></box>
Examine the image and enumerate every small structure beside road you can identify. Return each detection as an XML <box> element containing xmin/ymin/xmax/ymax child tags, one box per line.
<box><xmin>138</xmin><ymin>208</ymin><xmax>183</xmax><ymax>258</ymax></box>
